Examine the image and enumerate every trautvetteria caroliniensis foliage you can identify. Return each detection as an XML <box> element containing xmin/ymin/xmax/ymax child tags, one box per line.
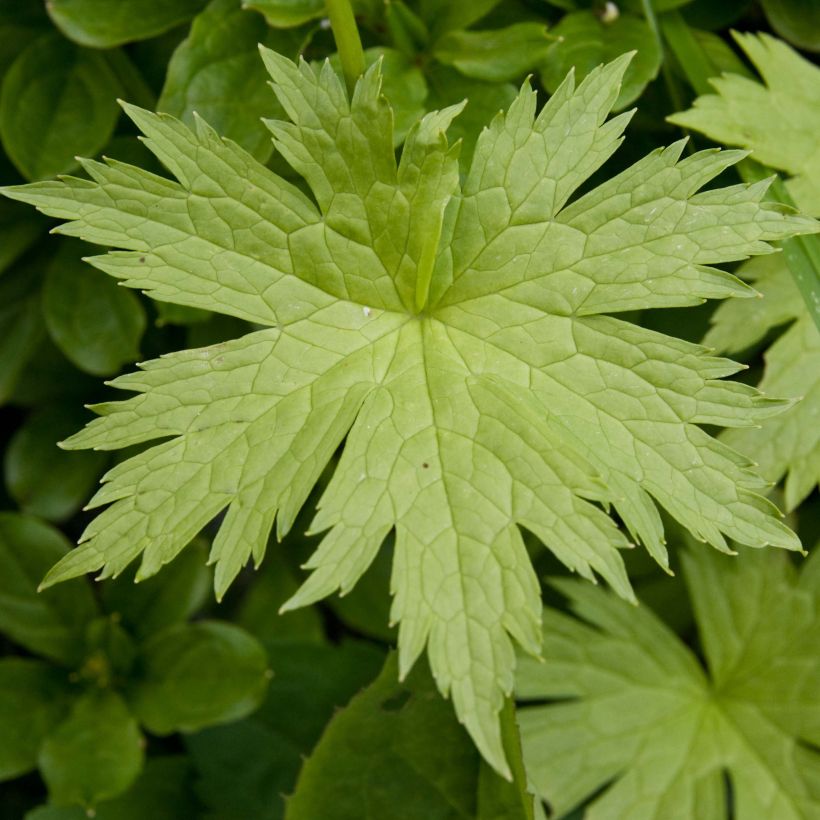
<box><xmin>3</xmin><ymin>50</ymin><xmax>817</xmax><ymax>775</ymax></box>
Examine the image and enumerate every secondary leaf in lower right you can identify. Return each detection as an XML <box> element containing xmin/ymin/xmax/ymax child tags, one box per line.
<box><xmin>516</xmin><ymin>546</ymin><xmax>820</xmax><ymax>819</ymax></box>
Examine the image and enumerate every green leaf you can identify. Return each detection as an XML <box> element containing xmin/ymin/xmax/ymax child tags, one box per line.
<box><xmin>186</xmin><ymin>639</ymin><xmax>384</xmax><ymax>820</ymax></box>
<box><xmin>46</xmin><ymin>0</ymin><xmax>209</xmax><ymax>48</ymax></box>
<box><xmin>419</xmin><ymin>0</ymin><xmax>503</xmax><ymax>38</ymax></box>
<box><xmin>244</xmin><ymin>0</ymin><xmax>325</xmax><ymax>27</ymax></box>
<box><xmin>0</xmin><ymin>257</ymin><xmax>45</xmax><ymax>404</ymax></box>
<box><xmin>0</xmin><ymin>513</ymin><xmax>98</xmax><ymax>664</ymax></box>
<box><xmin>705</xmin><ymin>255</ymin><xmax>820</xmax><ymax>511</ymax></box>
<box><xmin>540</xmin><ymin>12</ymin><xmax>662</xmax><ymax>109</ymax></box>
<box><xmin>669</xmin><ymin>32</ymin><xmax>820</xmax><ymax>216</ymax></box>
<box><xmin>517</xmin><ymin>545</ymin><xmax>820</xmax><ymax>819</ymax></box>
<box><xmin>39</xmin><ymin>691</ymin><xmax>144</xmax><ymax>808</ymax></box>
<box><xmin>26</xmin><ymin>757</ymin><xmax>198</xmax><ymax>820</ymax></box>
<box><xmin>100</xmin><ymin>539</ymin><xmax>211</xmax><ymax>640</ymax></box>
<box><xmin>43</xmin><ymin>241</ymin><xmax>146</xmax><ymax>376</ymax></box>
<box><xmin>0</xmin><ymin>0</ymin><xmax>49</xmax><ymax>75</ymax></box>
<box><xmin>0</xmin><ymin>659</ymin><xmax>70</xmax><ymax>781</ymax></box>
<box><xmin>0</xmin><ymin>33</ymin><xmax>122</xmax><ymax>181</ymax></box>
<box><xmin>129</xmin><ymin>621</ymin><xmax>270</xmax><ymax>734</ymax></box>
<box><xmin>159</xmin><ymin>0</ymin><xmax>305</xmax><ymax>162</ymax></box>
<box><xmin>0</xmin><ymin>200</ymin><xmax>45</xmax><ymax>276</ymax></box>
<box><xmin>286</xmin><ymin>652</ymin><xmax>533</xmax><ymax>820</ymax></box>
<box><xmin>5</xmin><ymin>405</ymin><xmax>107</xmax><ymax>522</ymax></box>
<box><xmin>3</xmin><ymin>52</ymin><xmax>816</xmax><ymax>777</ymax></box>
<box><xmin>434</xmin><ymin>23</ymin><xmax>552</xmax><ymax>83</ymax></box>
<box><xmin>761</xmin><ymin>0</ymin><xmax>820</xmax><ymax>52</ymax></box>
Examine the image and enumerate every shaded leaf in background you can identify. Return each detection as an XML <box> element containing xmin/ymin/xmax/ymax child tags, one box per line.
<box><xmin>25</xmin><ymin>756</ymin><xmax>198</xmax><ymax>820</ymax></box>
<box><xmin>669</xmin><ymin>32</ymin><xmax>820</xmax><ymax>215</ymax></box>
<box><xmin>540</xmin><ymin>11</ymin><xmax>662</xmax><ymax>110</ymax></box>
<box><xmin>4</xmin><ymin>405</ymin><xmax>107</xmax><ymax>522</ymax></box>
<box><xmin>43</xmin><ymin>241</ymin><xmax>146</xmax><ymax>377</ymax></box>
<box><xmin>0</xmin><ymin>34</ymin><xmax>122</xmax><ymax>180</ymax></box>
<box><xmin>186</xmin><ymin>639</ymin><xmax>384</xmax><ymax>820</ymax></box>
<box><xmin>0</xmin><ymin>257</ymin><xmax>44</xmax><ymax>404</ymax></box>
<box><xmin>38</xmin><ymin>691</ymin><xmax>144</xmax><ymax>808</ymax></box>
<box><xmin>682</xmin><ymin>0</ymin><xmax>753</xmax><ymax>30</ymax></box>
<box><xmin>420</xmin><ymin>0</ymin><xmax>502</xmax><ymax>39</ymax></box>
<box><xmin>0</xmin><ymin>660</ymin><xmax>70</xmax><ymax>781</ymax></box>
<box><xmin>100</xmin><ymin>539</ymin><xmax>211</xmax><ymax>640</ymax></box>
<box><xmin>517</xmin><ymin>547</ymin><xmax>820</xmax><ymax>819</ymax></box>
<box><xmin>285</xmin><ymin>652</ymin><xmax>534</xmax><ymax>820</ymax></box>
<box><xmin>0</xmin><ymin>201</ymin><xmax>45</xmax><ymax>275</ymax></box>
<box><xmin>0</xmin><ymin>0</ymin><xmax>49</xmax><ymax>75</ymax></box>
<box><xmin>0</xmin><ymin>513</ymin><xmax>97</xmax><ymax>665</ymax></box>
<box><xmin>4</xmin><ymin>50</ymin><xmax>817</xmax><ymax>776</ymax></box>
<box><xmin>433</xmin><ymin>23</ymin><xmax>552</xmax><ymax>83</ymax></box>
<box><xmin>46</xmin><ymin>0</ymin><xmax>209</xmax><ymax>49</ymax></box>
<box><xmin>761</xmin><ymin>0</ymin><xmax>820</xmax><ymax>52</ymax></box>
<box><xmin>705</xmin><ymin>255</ymin><xmax>820</xmax><ymax>510</ymax></box>
<box><xmin>159</xmin><ymin>0</ymin><xmax>307</xmax><ymax>162</ymax></box>
<box><xmin>129</xmin><ymin>621</ymin><xmax>269</xmax><ymax>734</ymax></box>
<box><xmin>244</xmin><ymin>0</ymin><xmax>326</xmax><ymax>28</ymax></box>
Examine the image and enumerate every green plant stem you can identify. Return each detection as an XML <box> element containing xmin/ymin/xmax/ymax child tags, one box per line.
<box><xmin>662</xmin><ymin>13</ymin><xmax>820</xmax><ymax>331</ymax></box>
<box><xmin>325</xmin><ymin>0</ymin><xmax>365</xmax><ymax>97</ymax></box>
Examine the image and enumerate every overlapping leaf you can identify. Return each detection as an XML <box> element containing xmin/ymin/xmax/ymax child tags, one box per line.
<box><xmin>2</xmin><ymin>51</ymin><xmax>816</xmax><ymax>775</ymax></box>
<box><xmin>517</xmin><ymin>546</ymin><xmax>820</xmax><ymax>819</ymax></box>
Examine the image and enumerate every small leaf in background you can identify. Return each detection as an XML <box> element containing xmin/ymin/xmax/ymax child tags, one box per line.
<box><xmin>43</xmin><ymin>241</ymin><xmax>146</xmax><ymax>377</ymax></box>
<box><xmin>517</xmin><ymin>547</ymin><xmax>820</xmax><ymax>818</ymax></box>
<box><xmin>285</xmin><ymin>652</ymin><xmax>534</xmax><ymax>820</ymax></box>
<box><xmin>540</xmin><ymin>11</ymin><xmax>662</xmax><ymax>109</ymax></box>
<box><xmin>0</xmin><ymin>258</ymin><xmax>44</xmax><ymax>404</ymax></box>
<box><xmin>186</xmin><ymin>639</ymin><xmax>384</xmax><ymax>820</ymax></box>
<box><xmin>669</xmin><ymin>32</ymin><xmax>820</xmax><ymax>216</ymax></box>
<box><xmin>244</xmin><ymin>0</ymin><xmax>325</xmax><ymax>28</ymax></box>
<box><xmin>100</xmin><ymin>540</ymin><xmax>211</xmax><ymax>640</ymax></box>
<box><xmin>0</xmin><ymin>0</ymin><xmax>49</xmax><ymax>75</ymax></box>
<box><xmin>420</xmin><ymin>0</ymin><xmax>503</xmax><ymax>39</ymax></box>
<box><xmin>159</xmin><ymin>0</ymin><xmax>307</xmax><ymax>162</ymax></box>
<box><xmin>129</xmin><ymin>621</ymin><xmax>270</xmax><ymax>734</ymax></box>
<box><xmin>0</xmin><ymin>33</ymin><xmax>122</xmax><ymax>180</ymax></box>
<box><xmin>0</xmin><ymin>659</ymin><xmax>70</xmax><ymax>781</ymax></box>
<box><xmin>39</xmin><ymin>691</ymin><xmax>144</xmax><ymax>808</ymax></box>
<box><xmin>0</xmin><ymin>513</ymin><xmax>97</xmax><ymax>664</ymax></box>
<box><xmin>682</xmin><ymin>0</ymin><xmax>753</xmax><ymax>30</ymax></box>
<box><xmin>5</xmin><ymin>405</ymin><xmax>108</xmax><ymax>522</ymax></box>
<box><xmin>0</xmin><ymin>201</ymin><xmax>44</xmax><ymax>276</ymax></box>
<box><xmin>425</xmin><ymin>63</ymin><xmax>516</xmax><ymax>169</ymax></box>
<box><xmin>761</xmin><ymin>0</ymin><xmax>820</xmax><ymax>52</ymax></box>
<box><xmin>434</xmin><ymin>23</ymin><xmax>552</xmax><ymax>83</ymax></box>
<box><xmin>46</xmin><ymin>0</ymin><xmax>209</xmax><ymax>49</ymax></box>
<box><xmin>706</xmin><ymin>256</ymin><xmax>820</xmax><ymax>511</ymax></box>
<box><xmin>25</xmin><ymin>756</ymin><xmax>198</xmax><ymax>820</ymax></box>
<box><xmin>236</xmin><ymin>543</ymin><xmax>325</xmax><ymax>645</ymax></box>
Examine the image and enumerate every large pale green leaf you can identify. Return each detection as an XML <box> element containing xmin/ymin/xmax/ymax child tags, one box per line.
<box><xmin>705</xmin><ymin>255</ymin><xmax>820</xmax><ymax>510</ymax></box>
<box><xmin>669</xmin><ymin>32</ymin><xmax>820</xmax><ymax>217</ymax></box>
<box><xmin>517</xmin><ymin>545</ymin><xmax>820</xmax><ymax>819</ymax></box>
<box><xmin>2</xmin><ymin>52</ymin><xmax>816</xmax><ymax>776</ymax></box>
<box><xmin>46</xmin><ymin>0</ymin><xmax>208</xmax><ymax>48</ymax></box>
<box><xmin>0</xmin><ymin>33</ymin><xmax>122</xmax><ymax>181</ymax></box>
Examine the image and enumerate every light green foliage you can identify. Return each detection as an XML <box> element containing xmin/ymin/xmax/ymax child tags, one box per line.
<box><xmin>3</xmin><ymin>51</ymin><xmax>816</xmax><ymax>776</ymax></box>
<box><xmin>670</xmin><ymin>32</ymin><xmax>820</xmax><ymax>216</ymax></box>
<box><xmin>706</xmin><ymin>255</ymin><xmax>820</xmax><ymax>509</ymax></box>
<box><xmin>517</xmin><ymin>546</ymin><xmax>820</xmax><ymax>819</ymax></box>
